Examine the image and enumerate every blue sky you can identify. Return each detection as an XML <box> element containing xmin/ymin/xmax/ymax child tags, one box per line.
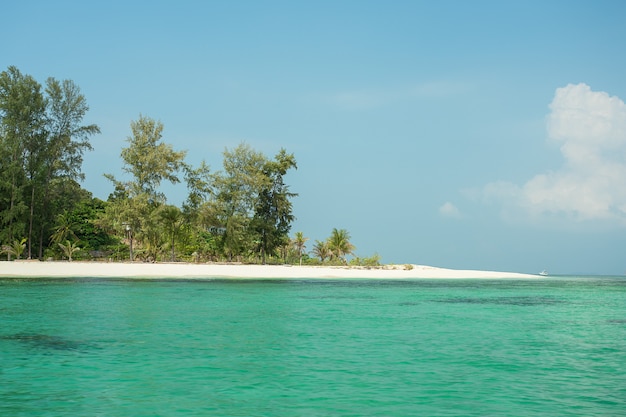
<box><xmin>3</xmin><ymin>1</ymin><xmax>626</xmax><ymax>274</ymax></box>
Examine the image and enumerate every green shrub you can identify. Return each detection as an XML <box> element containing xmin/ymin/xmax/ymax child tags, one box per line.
<box><xmin>349</xmin><ymin>253</ymin><xmax>381</xmax><ymax>267</ymax></box>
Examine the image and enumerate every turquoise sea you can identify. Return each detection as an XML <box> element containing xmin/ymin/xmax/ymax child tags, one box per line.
<box><xmin>1</xmin><ymin>276</ymin><xmax>625</xmax><ymax>416</ymax></box>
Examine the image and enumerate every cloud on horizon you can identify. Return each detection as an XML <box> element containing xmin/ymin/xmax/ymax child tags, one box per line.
<box><xmin>439</xmin><ymin>202</ymin><xmax>462</xmax><ymax>219</ymax></box>
<box><xmin>483</xmin><ymin>83</ymin><xmax>626</xmax><ymax>226</ymax></box>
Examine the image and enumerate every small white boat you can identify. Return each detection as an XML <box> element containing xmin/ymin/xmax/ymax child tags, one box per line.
<box><xmin>539</xmin><ymin>270</ymin><xmax>548</xmax><ymax>276</ymax></box>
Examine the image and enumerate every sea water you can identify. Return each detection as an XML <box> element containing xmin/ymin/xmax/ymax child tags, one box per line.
<box><xmin>1</xmin><ymin>277</ymin><xmax>625</xmax><ymax>416</ymax></box>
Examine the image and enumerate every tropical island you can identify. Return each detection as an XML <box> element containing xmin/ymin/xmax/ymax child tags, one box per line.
<box><xmin>0</xmin><ymin>66</ymin><xmax>363</xmax><ymax>267</ymax></box>
<box><xmin>0</xmin><ymin>66</ymin><xmax>537</xmax><ymax>279</ymax></box>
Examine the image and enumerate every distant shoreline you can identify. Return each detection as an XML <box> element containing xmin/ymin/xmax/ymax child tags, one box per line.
<box><xmin>0</xmin><ymin>261</ymin><xmax>540</xmax><ymax>279</ymax></box>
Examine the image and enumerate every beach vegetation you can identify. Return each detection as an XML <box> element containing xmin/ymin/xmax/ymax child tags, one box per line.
<box><xmin>159</xmin><ymin>205</ymin><xmax>183</xmax><ymax>262</ymax></box>
<box><xmin>328</xmin><ymin>228</ymin><xmax>356</xmax><ymax>263</ymax></box>
<box><xmin>0</xmin><ymin>66</ymin><xmax>46</xmax><ymax>258</ymax></box>
<box><xmin>0</xmin><ymin>65</ymin><xmax>377</xmax><ymax>266</ymax></box>
<box><xmin>58</xmin><ymin>239</ymin><xmax>80</xmax><ymax>262</ymax></box>
<box><xmin>1</xmin><ymin>238</ymin><xmax>27</xmax><ymax>261</ymax></box>
<box><xmin>292</xmin><ymin>232</ymin><xmax>308</xmax><ymax>265</ymax></box>
<box><xmin>193</xmin><ymin>144</ymin><xmax>297</xmax><ymax>264</ymax></box>
<box><xmin>95</xmin><ymin>134</ymin><xmax>298</xmax><ymax>264</ymax></box>
<box><xmin>312</xmin><ymin>240</ymin><xmax>332</xmax><ymax>262</ymax></box>
<box><xmin>349</xmin><ymin>253</ymin><xmax>381</xmax><ymax>267</ymax></box>
<box><xmin>47</xmin><ymin>192</ymin><xmax>117</xmax><ymax>261</ymax></box>
<box><xmin>305</xmin><ymin>230</ymin><xmax>359</xmax><ymax>266</ymax></box>
<box><xmin>70</xmin><ymin>197</ymin><xmax>117</xmax><ymax>254</ymax></box>
<box><xmin>209</xmin><ymin>144</ymin><xmax>261</xmax><ymax>261</ymax></box>
<box><xmin>37</xmin><ymin>77</ymin><xmax>100</xmax><ymax>258</ymax></box>
<box><xmin>0</xmin><ymin>66</ymin><xmax>100</xmax><ymax>259</ymax></box>
<box><xmin>99</xmin><ymin>115</ymin><xmax>191</xmax><ymax>262</ymax></box>
<box><xmin>250</xmin><ymin>149</ymin><xmax>297</xmax><ymax>264</ymax></box>
<box><xmin>50</xmin><ymin>211</ymin><xmax>79</xmax><ymax>246</ymax></box>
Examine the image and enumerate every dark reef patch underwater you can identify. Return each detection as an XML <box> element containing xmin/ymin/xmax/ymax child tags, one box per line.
<box><xmin>1</xmin><ymin>333</ymin><xmax>93</xmax><ymax>352</ymax></box>
<box><xmin>434</xmin><ymin>295</ymin><xmax>565</xmax><ymax>306</ymax></box>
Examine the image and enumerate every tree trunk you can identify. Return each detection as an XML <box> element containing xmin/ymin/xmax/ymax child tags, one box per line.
<box><xmin>6</xmin><ymin>164</ymin><xmax>19</xmax><ymax>261</ymax></box>
<box><xmin>171</xmin><ymin>231</ymin><xmax>175</xmax><ymax>262</ymax></box>
<box><xmin>7</xmin><ymin>179</ymin><xmax>15</xmax><ymax>261</ymax></box>
<box><xmin>27</xmin><ymin>185</ymin><xmax>35</xmax><ymax>259</ymax></box>
<box><xmin>261</xmin><ymin>230</ymin><xmax>267</xmax><ymax>265</ymax></box>
<box><xmin>37</xmin><ymin>169</ymin><xmax>53</xmax><ymax>260</ymax></box>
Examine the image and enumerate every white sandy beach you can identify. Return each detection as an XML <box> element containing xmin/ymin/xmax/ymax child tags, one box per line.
<box><xmin>0</xmin><ymin>261</ymin><xmax>539</xmax><ymax>279</ymax></box>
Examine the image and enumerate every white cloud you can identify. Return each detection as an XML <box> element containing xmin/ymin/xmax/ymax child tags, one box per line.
<box><xmin>439</xmin><ymin>202</ymin><xmax>462</xmax><ymax>219</ymax></box>
<box><xmin>484</xmin><ymin>83</ymin><xmax>626</xmax><ymax>225</ymax></box>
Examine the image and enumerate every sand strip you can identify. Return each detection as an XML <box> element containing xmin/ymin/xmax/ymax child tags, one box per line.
<box><xmin>0</xmin><ymin>261</ymin><xmax>540</xmax><ymax>279</ymax></box>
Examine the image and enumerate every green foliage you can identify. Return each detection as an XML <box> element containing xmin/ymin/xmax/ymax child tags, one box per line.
<box><xmin>292</xmin><ymin>231</ymin><xmax>308</xmax><ymax>265</ymax></box>
<box><xmin>50</xmin><ymin>211</ymin><xmax>78</xmax><ymax>245</ymax></box>
<box><xmin>312</xmin><ymin>239</ymin><xmax>332</xmax><ymax>262</ymax></box>
<box><xmin>251</xmin><ymin>149</ymin><xmax>298</xmax><ymax>264</ymax></box>
<box><xmin>0</xmin><ymin>66</ymin><xmax>99</xmax><ymax>259</ymax></box>
<box><xmin>0</xmin><ymin>66</ymin><xmax>46</xmax><ymax>258</ymax></box>
<box><xmin>208</xmin><ymin>144</ymin><xmax>265</xmax><ymax>260</ymax></box>
<box><xmin>309</xmin><ymin>229</ymin><xmax>359</xmax><ymax>265</ymax></box>
<box><xmin>1</xmin><ymin>238</ymin><xmax>27</xmax><ymax>260</ymax></box>
<box><xmin>327</xmin><ymin>228</ymin><xmax>355</xmax><ymax>263</ymax></box>
<box><xmin>119</xmin><ymin>115</ymin><xmax>186</xmax><ymax>200</ymax></box>
<box><xmin>44</xmin><ymin>77</ymin><xmax>100</xmax><ymax>182</ymax></box>
<box><xmin>71</xmin><ymin>198</ymin><xmax>117</xmax><ymax>251</ymax></box>
<box><xmin>159</xmin><ymin>205</ymin><xmax>183</xmax><ymax>261</ymax></box>
<box><xmin>48</xmin><ymin>195</ymin><xmax>117</xmax><ymax>260</ymax></box>
<box><xmin>203</xmin><ymin>144</ymin><xmax>298</xmax><ymax>263</ymax></box>
<box><xmin>349</xmin><ymin>253</ymin><xmax>381</xmax><ymax>267</ymax></box>
<box><xmin>58</xmin><ymin>240</ymin><xmax>80</xmax><ymax>262</ymax></box>
<box><xmin>100</xmin><ymin>115</ymin><xmax>190</xmax><ymax>262</ymax></box>
<box><xmin>183</xmin><ymin>161</ymin><xmax>212</xmax><ymax>216</ymax></box>
<box><xmin>1</xmin><ymin>66</ymin><xmax>379</xmax><ymax>265</ymax></box>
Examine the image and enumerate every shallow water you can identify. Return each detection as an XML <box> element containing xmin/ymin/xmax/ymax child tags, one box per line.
<box><xmin>1</xmin><ymin>277</ymin><xmax>625</xmax><ymax>416</ymax></box>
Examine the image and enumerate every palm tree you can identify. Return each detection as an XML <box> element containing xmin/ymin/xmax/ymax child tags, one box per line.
<box><xmin>58</xmin><ymin>240</ymin><xmax>80</xmax><ymax>262</ymax></box>
<box><xmin>312</xmin><ymin>240</ymin><xmax>332</xmax><ymax>262</ymax></box>
<box><xmin>159</xmin><ymin>205</ymin><xmax>182</xmax><ymax>262</ymax></box>
<box><xmin>50</xmin><ymin>211</ymin><xmax>78</xmax><ymax>245</ymax></box>
<box><xmin>292</xmin><ymin>231</ymin><xmax>308</xmax><ymax>265</ymax></box>
<box><xmin>1</xmin><ymin>238</ymin><xmax>27</xmax><ymax>260</ymax></box>
<box><xmin>328</xmin><ymin>228</ymin><xmax>355</xmax><ymax>264</ymax></box>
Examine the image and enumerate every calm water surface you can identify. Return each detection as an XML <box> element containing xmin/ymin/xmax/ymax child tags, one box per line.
<box><xmin>1</xmin><ymin>277</ymin><xmax>625</xmax><ymax>416</ymax></box>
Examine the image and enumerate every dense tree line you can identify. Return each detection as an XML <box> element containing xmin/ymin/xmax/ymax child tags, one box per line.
<box><xmin>0</xmin><ymin>66</ymin><xmax>102</xmax><ymax>260</ymax></box>
<box><xmin>97</xmin><ymin>114</ymin><xmax>299</xmax><ymax>264</ymax></box>
<box><xmin>1</xmin><ymin>66</ymin><xmax>372</xmax><ymax>265</ymax></box>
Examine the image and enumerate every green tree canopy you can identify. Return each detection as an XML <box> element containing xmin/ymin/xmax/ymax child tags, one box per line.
<box><xmin>292</xmin><ymin>231</ymin><xmax>308</xmax><ymax>265</ymax></box>
<box><xmin>0</xmin><ymin>66</ymin><xmax>98</xmax><ymax>259</ymax></box>
<box><xmin>0</xmin><ymin>66</ymin><xmax>46</xmax><ymax>256</ymax></box>
<box><xmin>328</xmin><ymin>228</ymin><xmax>355</xmax><ymax>263</ymax></box>
<box><xmin>206</xmin><ymin>144</ymin><xmax>297</xmax><ymax>263</ymax></box>
<box><xmin>101</xmin><ymin>115</ymin><xmax>215</xmax><ymax>262</ymax></box>
<box><xmin>251</xmin><ymin>149</ymin><xmax>298</xmax><ymax>264</ymax></box>
<box><xmin>117</xmin><ymin>115</ymin><xmax>187</xmax><ymax>200</ymax></box>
